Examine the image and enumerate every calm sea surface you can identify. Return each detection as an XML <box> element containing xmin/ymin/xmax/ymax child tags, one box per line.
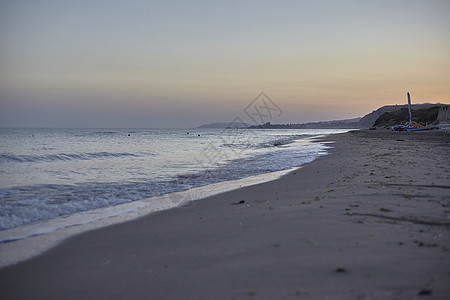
<box><xmin>0</xmin><ymin>128</ymin><xmax>349</xmax><ymax>233</ymax></box>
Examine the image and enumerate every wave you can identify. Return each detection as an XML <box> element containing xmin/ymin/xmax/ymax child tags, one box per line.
<box><xmin>0</xmin><ymin>180</ymin><xmax>173</xmax><ymax>231</ymax></box>
<box><xmin>0</xmin><ymin>152</ymin><xmax>143</xmax><ymax>163</ymax></box>
<box><xmin>73</xmin><ymin>130</ymin><xmax>130</xmax><ymax>137</ymax></box>
<box><xmin>259</xmin><ymin>137</ymin><xmax>298</xmax><ymax>148</ymax></box>
<box><xmin>221</xmin><ymin>135</ymin><xmax>303</xmax><ymax>150</ymax></box>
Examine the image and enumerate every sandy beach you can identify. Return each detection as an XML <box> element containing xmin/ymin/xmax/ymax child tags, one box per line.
<box><xmin>1</xmin><ymin>130</ymin><xmax>449</xmax><ymax>299</ymax></box>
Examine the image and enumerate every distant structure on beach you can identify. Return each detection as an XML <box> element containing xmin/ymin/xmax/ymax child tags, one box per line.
<box><xmin>438</xmin><ymin>105</ymin><xmax>450</xmax><ymax>132</ymax></box>
<box><xmin>248</xmin><ymin>118</ymin><xmax>361</xmax><ymax>129</ymax></box>
<box><xmin>437</xmin><ymin>106</ymin><xmax>449</xmax><ymax>122</ymax></box>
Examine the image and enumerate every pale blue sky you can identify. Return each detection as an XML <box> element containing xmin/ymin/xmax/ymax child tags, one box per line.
<box><xmin>1</xmin><ymin>0</ymin><xmax>449</xmax><ymax>127</ymax></box>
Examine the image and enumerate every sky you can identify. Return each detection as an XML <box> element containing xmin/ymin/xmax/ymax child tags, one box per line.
<box><xmin>1</xmin><ymin>0</ymin><xmax>449</xmax><ymax>128</ymax></box>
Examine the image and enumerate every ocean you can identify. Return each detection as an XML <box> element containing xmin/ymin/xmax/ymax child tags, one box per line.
<box><xmin>0</xmin><ymin>128</ymin><xmax>349</xmax><ymax>253</ymax></box>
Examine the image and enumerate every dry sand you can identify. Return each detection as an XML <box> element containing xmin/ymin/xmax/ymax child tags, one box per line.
<box><xmin>1</xmin><ymin>130</ymin><xmax>449</xmax><ymax>299</ymax></box>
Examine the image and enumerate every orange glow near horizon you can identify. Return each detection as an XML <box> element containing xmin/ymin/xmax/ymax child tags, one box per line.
<box><xmin>1</xmin><ymin>0</ymin><xmax>449</xmax><ymax>127</ymax></box>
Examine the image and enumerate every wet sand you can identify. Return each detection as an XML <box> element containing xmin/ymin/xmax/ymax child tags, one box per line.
<box><xmin>1</xmin><ymin>130</ymin><xmax>449</xmax><ymax>299</ymax></box>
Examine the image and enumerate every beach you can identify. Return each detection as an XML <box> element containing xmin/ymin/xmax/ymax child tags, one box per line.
<box><xmin>1</xmin><ymin>130</ymin><xmax>449</xmax><ymax>299</ymax></box>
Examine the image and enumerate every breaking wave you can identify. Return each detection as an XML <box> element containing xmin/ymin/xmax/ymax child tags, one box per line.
<box><xmin>0</xmin><ymin>152</ymin><xmax>144</xmax><ymax>163</ymax></box>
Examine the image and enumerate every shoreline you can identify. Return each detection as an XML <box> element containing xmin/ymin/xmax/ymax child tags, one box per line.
<box><xmin>0</xmin><ymin>134</ymin><xmax>331</xmax><ymax>267</ymax></box>
<box><xmin>0</xmin><ymin>166</ymin><xmax>303</xmax><ymax>268</ymax></box>
<box><xmin>1</xmin><ymin>130</ymin><xmax>449</xmax><ymax>299</ymax></box>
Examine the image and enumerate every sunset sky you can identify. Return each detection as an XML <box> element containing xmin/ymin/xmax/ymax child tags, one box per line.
<box><xmin>1</xmin><ymin>0</ymin><xmax>449</xmax><ymax>128</ymax></box>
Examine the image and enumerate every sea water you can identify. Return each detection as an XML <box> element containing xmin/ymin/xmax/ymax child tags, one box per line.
<box><xmin>0</xmin><ymin>128</ymin><xmax>349</xmax><ymax>264</ymax></box>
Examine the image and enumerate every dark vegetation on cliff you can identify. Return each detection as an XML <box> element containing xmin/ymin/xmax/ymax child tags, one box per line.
<box><xmin>374</xmin><ymin>106</ymin><xmax>440</xmax><ymax>127</ymax></box>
